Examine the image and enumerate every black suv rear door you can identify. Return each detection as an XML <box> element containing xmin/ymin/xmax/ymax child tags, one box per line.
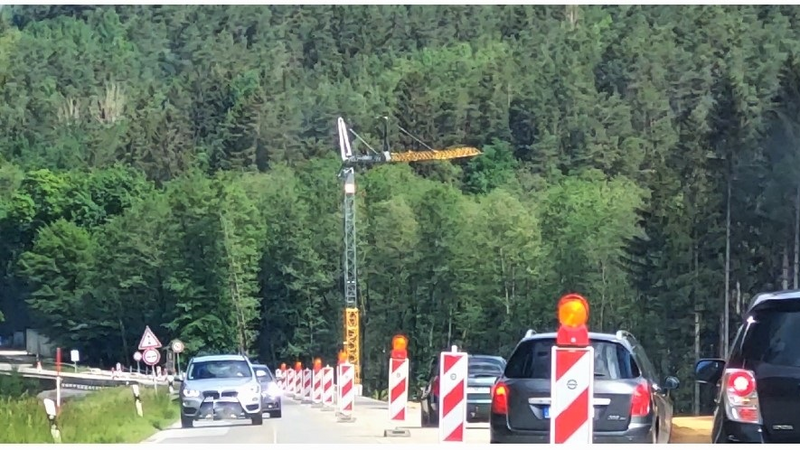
<box><xmin>737</xmin><ymin>300</ymin><xmax>800</xmax><ymax>442</ymax></box>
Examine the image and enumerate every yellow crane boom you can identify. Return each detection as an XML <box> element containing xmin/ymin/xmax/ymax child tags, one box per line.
<box><xmin>337</xmin><ymin>117</ymin><xmax>481</xmax><ymax>388</ymax></box>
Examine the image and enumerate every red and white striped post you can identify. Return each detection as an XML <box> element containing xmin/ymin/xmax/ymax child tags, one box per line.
<box><xmin>322</xmin><ymin>365</ymin><xmax>335</xmax><ymax>411</ymax></box>
<box><xmin>384</xmin><ymin>334</ymin><xmax>411</xmax><ymax>437</ymax></box>
<box><xmin>302</xmin><ymin>368</ymin><xmax>313</xmax><ymax>403</ymax></box>
<box><xmin>336</xmin><ymin>350</ymin><xmax>355</xmax><ymax>423</ymax></box>
<box><xmin>312</xmin><ymin>358</ymin><xmax>323</xmax><ymax>407</ymax></box>
<box><xmin>388</xmin><ymin>357</ymin><xmax>409</xmax><ymax>421</ymax></box>
<box><xmin>550</xmin><ymin>293</ymin><xmax>594</xmax><ymax>444</ymax></box>
<box><xmin>293</xmin><ymin>362</ymin><xmax>303</xmax><ymax>400</ymax></box>
<box><xmin>438</xmin><ymin>345</ymin><xmax>468</xmax><ymax>443</ymax></box>
<box><xmin>286</xmin><ymin>369</ymin><xmax>294</xmax><ymax>392</ymax></box>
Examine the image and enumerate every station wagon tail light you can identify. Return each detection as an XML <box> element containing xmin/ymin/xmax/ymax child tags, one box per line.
<box><xmin>723</xmin><ymin>368</ymin><xmax>760</xmax><ymax>424</ymax></box>
<box><xmin>630</xmin><ymin>381</ymin><xmax>650</xmax><ymax>417</ymax></box>
<box><xmin>491</xmin><ymin>381</ymin><xmax>509</xmax><ymax>415</ymax></box>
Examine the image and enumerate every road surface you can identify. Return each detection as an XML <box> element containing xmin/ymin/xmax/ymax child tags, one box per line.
<box><xmin>144</xmin><ymin>393</ymin><xmax>710</xmax><ymax>444</ymax></box>
<box><xmin>144</xmin><ymin>395</ymin><xmax>490</xmax><ymax>444</ymax></box>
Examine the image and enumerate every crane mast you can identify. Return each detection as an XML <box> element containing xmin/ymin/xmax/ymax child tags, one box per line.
<box><xmin>336</xmin><ymin>116</ymin><xmax>481</xmax><ymax>390</ymax></box>
<box><xmin>341</xmin><ymin>167</ymin><xmax>361</xmax><ymax>385</ymax></box>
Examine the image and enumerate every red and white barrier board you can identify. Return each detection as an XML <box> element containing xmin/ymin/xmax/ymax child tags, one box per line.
<box><xmin>322</xmin><ymin>366</ymin><xmax>334</xmax><ymax>407</ymax></box>
<box><xmin>286</xmin><ymin>369</ymin><xmax>294</xmax><ymax>392</ymax></box>
<box><xmin>550</xmin><ymin>346</ymin><xmax>594</xmax><ymax>444</ymax></box>
<box><xmin>294</xmin><ymin>369</ymin><xmax>303</xmax><ymax>398</ymax></box>
<box><xmin>438</xmin><ymin>348</ymin><xmax>468</xmax><ymax>443</ymax></box>
<box><xmin>337</xmin><ymin>363</ymin><xmax>355</xmax><ymax>418</ymax></box>
<box><xmin>388</xmin><ymin>357</ymin><xmax>409</xmax><ymax>422</ymax></box>
<box><xmin>303</xmin><ymin>368</ymin><xmax>312</xmax><ymax>400</ymax></box>
<box><xmin>313</xmin><ymin>368</ymin><xmax>323</xmax><ymax>404</ymax></box>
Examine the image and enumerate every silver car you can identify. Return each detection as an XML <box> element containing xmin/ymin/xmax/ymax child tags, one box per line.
<box><xmin>178</xmin><ymin>354</ymin><xmax>263</xmax><ymax>428</ymax></box>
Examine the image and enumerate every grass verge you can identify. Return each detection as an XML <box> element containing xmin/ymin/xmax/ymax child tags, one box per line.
<box><xmin>0</xmin><ymin>385</ymin><xmax>178</xmax><ymax>443</ymax></box>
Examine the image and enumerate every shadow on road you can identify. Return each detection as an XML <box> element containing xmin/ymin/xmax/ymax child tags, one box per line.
<box><xmin>188</xmin><ymin>421</ymin><xmax>256</xmax><ymax>429</ymax></box>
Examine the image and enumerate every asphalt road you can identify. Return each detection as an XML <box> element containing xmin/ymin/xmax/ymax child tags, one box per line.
<box><xmin>144</xmin><ymin>395</ymin><xmax>491</xmax><ymax>444</ymax></box>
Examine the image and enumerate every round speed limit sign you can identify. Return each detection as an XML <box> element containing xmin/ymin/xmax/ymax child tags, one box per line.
<box><xmin>171</xmin><ymin>340</ymin><xmax>185</xmax><ymax>354</ymax></box>
<box><xmin>133</xmin><ymin>351</ymin><xmax>142</xmax><ymax>362</ymax></box>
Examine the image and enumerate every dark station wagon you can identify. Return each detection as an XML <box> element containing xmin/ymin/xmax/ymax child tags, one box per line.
<box><xmin>490</xmin><ymin>330</ymin><xmax>679</xmax><ymax>444</ymax></box>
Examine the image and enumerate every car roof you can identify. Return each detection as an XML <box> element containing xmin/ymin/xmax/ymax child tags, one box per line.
<box><xmin>468</xmin><ymin>355</ymin><xmax>506</xmax><ymax>363</ymax></box>
<box><xmin>191</xmin><ymin>354</ymin><xmax>249</xmax><ymax>363</ymax></box>
<box><xmin>518</xmin><ymin>331</ymin><xmax>634</xmax><ymax>350</ymax></box>
<box><xmin>747</xmin><ymin>289</ymin><xmax>800</xmax><ymax>312</ymax></box>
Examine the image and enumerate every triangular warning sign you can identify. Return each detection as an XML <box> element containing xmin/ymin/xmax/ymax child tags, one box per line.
<box><xmin>138</xmin><ymin>326</ymin><xmax>163</xmax><ymax>350</ymax></box>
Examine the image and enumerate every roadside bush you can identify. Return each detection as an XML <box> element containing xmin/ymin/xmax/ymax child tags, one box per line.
<box><xmin>0</xmin><ymin>370</ymin><xmax>41</xmax><ymax>398</ymax></box>
<box><xmin>0</xmin><ymin>385</ymin><xmax>177</xmax><ymax>443</ymax></box>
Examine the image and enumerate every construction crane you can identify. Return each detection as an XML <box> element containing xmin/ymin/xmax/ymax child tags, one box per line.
<box><xmin>336</xmin><ymin>116</ymin><xmax>482</xmax><ymax>386</ymax></box>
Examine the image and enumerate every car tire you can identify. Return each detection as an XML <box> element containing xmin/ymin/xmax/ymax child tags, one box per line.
<box><xmin>271</xmin><ymin>410</ymin><xmax>282</xmax><ymax>419</ymax></box>
<box><xmin>181</xmin><ymin>415</ymin><xmax>194</xmax><ymax>428</ymax></box>
<box><xmin>251</xmin><ymin>412</ymin><xmax>264</xmax><ymax>425</ymax></box>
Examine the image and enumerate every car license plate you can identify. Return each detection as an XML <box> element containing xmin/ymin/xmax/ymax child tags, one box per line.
<box><xmin>543</xmin><ymin>406</ymin><xmax>550</xmax><ymax>419</ymax></box>
<box><xmin>466</xmin><ymin>387</ymin><xmax>490</xmax><ymax>394</ymax></box>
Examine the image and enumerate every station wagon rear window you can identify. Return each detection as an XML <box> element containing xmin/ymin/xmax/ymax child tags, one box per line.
<box><xmin>504</xmin><ymin>338</ymin><xmax>641</xmax><ymax>380</ymax></box>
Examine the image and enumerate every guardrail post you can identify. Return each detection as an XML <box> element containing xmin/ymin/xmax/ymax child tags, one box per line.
<box><xmin>42</xmin><ymin>398</ymin><xmax>62</xmax><ymax>443</ymax></box>
<box><xmin>131</xmin><ymin>384</ymin><xmax>144</xmax><ymax>417</ymax></box>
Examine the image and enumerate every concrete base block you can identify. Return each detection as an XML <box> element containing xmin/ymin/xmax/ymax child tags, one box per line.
<box><xmin>322</xmin><ymin>405</ymin><xmax>334</xmax><ymax>411</ymax></box>
<box><xmin>336</xmin><ymin>413</ymin><xmax>356</xmax><ymax>423</ymax></box>
<box><xmin>311</xmin><ymin>402</ymin><xmax>322</xmax><ymax>408</ymax></box>
<box><xmin>384</xmin><ymin>428</ymin><xmax>411</xmax><ymax>438</ymax></box>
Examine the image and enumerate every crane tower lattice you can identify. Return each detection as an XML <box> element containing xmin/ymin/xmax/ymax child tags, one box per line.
<box><xmin>336</xmin><ymin>117</ymin><xmax>481</xmax><ymax>386</ymax></box>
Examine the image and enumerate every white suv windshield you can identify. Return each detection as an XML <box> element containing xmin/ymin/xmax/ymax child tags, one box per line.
<box><xmin>187</xmin><ymin>360</ymin><xmax>253</xmax><ymax>380</ymax></box>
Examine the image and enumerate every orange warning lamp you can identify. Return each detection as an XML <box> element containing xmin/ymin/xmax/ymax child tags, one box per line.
<box><xmin>280</xmin><ymin>363</ymin><xmax>286</xmax><ymax>371</ymax></box>
<box><xmin>338</xmin><ymin>350</ymin><xmax>348</xmax><ymax>364</ymax></box>
<box><xmin>391</xmin><ymin>334</ymin><xmax>409</xmax><ymax>360</ymax></box>
<box><xmin>556</xmin><ymin>293</ymin><xmax>590</xmax><ymax>347</ymax></box>
<box><xmin>313</xmin><ymin>358</ymin><xmax>322</xmax><ymax>371</ymax></box>
<box><xmin>294</xmin><ymin>361</ymin><xmax>302</xmax><ymax>371</ymax></box>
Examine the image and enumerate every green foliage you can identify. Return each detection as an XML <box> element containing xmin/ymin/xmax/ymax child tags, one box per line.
<box><xmin>0</xmin><ymin>370</ymin><xmax>40</xmax><ymax>399</ymax></box>
<box><xmin>0</xmin><ymin>386</ymin><xmax>177</xmax><ymax>443</ymax></box>
<box><xmin>0</xmin><ymin>5</ymin><xmax>798</xmax><ymax>416</ymax></box>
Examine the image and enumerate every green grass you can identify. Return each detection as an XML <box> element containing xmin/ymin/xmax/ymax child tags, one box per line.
<box><xmin>0</xmin><ymin>386</ymin><xmax>178</xmax><ymax>443</ymax></box>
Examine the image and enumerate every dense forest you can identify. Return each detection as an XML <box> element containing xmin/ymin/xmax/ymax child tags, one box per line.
<box><xmin>0</xmin><ymin>5</ymin><xmax>799</xmax><ymax>414</ymax></box>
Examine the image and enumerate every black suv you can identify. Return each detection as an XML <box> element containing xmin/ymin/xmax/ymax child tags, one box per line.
<box><xmin>695</xmin><ymin>289</ymin><xmax>800</xmax><ymax>443</ymax></box>
<box><xmin>490</xmin><ymin>330</ymin><xmax>679</xmax><ymax>443</ymax></box>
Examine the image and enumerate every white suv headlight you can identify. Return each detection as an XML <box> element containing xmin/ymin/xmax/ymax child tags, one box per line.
<box><xmin>239</xmin><ymin>383</ymin><xmax>260</xmax><ymax>395</ymax></box>
<box><xmin>182</xmin><ymin>388</ymin><xmax>200</xmax><ymax>398</ymax></box>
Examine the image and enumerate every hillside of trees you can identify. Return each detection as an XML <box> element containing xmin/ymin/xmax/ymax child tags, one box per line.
<box><xmin>1</xmin><ymin>5</ymin><xmax>800</xmax><ymax>413</ymax></box>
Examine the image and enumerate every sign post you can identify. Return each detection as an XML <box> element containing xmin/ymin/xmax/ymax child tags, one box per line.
<box><xmin>55</xmin><ymin>347</ymin><xmax>62</xmax><ymax>412</ymax></box>
<box><xmin>550</xmin><ymin>293</ymin><xmax>594</xmax><ymax>445</ymax></box>
<box><xmin>385</xmin><ymin>334</ymin><xmax>410</xmax><ymax>437</ymax></box>
<box><xmin>138</xmin><ymin>326</ymin><xmax>163</xmax><ymax>393</ymax></box>
<box><xmin>69</xmin><ymin>350</ymin><xmax>79</xmax><ymax>373</ymax></box>
<box><xmin>171</xmin><ymin>340</ymin><xmax>184</xmax><ymax>377</ymax></box>
<box><xmin>133</xmin><ymin>351</ymin><xmax>142</xmax><ymax>373</ymax></box>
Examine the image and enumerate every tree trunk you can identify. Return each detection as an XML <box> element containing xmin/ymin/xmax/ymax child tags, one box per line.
<box><xmin>723</xmin><ymin>170</ymin><xmax>731</xmax><ymax>357</ymax></box>
<box><xmin>693</xmin><ymin>310</ymin><xmax>701</xmax><ymax>416</ymax></box>
<box><xmin>783</xmin><ymin>244</ymin><xmax>790</xmax><ymax>290</ymax></box>
<box><xmin>794</xmin><ymin>184</ymin><xmax>799</xmax><ymax>289</ymax></box>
